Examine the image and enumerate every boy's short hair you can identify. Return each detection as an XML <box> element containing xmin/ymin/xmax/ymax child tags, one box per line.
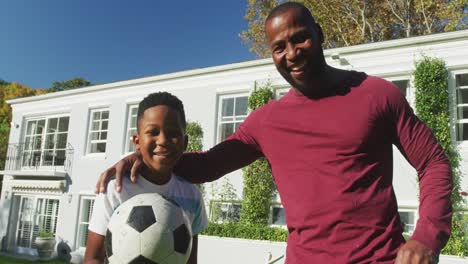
<box><xmin>137</xmin><ymin>92</ymin><xmax>187</xmax><ymax>131</ymax></box>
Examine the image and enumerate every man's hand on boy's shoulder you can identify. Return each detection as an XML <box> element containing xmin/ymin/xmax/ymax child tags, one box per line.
<box><xmin>96</xmin><ymin>151</ymin><xmax>143</xmax><ymax>194</ymax></box>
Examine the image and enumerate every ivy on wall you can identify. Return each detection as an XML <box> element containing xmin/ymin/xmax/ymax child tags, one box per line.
<box><xmin>186</xmin><ymin>121</ymin><xmax>205</xmax><ymax>195</ymax></box>
<box><xmin>240</xmin><ymin>82</ymin><xmax>276</xmax><ymax>225</ymax></box>
<box><xmin>413</xmin><ymin>56</ymin><xmax>466</xmax><ymax>256</ymax></box>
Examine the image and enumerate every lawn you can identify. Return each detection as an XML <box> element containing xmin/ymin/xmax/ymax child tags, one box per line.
<box><xmin>0</xmin><ymin>255</ymin><xmax>68</xmax><ymax>264</ymax></box>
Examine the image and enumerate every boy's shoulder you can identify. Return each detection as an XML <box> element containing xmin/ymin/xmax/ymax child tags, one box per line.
<box><xmin>170</xmin><ymin>175</ymin><xmax>202</xmax><ymax>197</ymax></box>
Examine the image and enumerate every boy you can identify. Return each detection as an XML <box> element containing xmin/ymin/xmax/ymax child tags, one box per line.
<box><xmin>84</xmin><ymin>92</ymin><xmax>208</xmax><ymax>264</ymax></box>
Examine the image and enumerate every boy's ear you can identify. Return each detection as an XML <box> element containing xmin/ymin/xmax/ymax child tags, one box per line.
<box><xmin>132</xmin><ymin>134</ymin><xmax>140</xmax><ymax>151</ymax></box>
<box><xmin>184</xmin><ymin>135</ymin><xmax>188</xmax><ymax>151</ymax></box>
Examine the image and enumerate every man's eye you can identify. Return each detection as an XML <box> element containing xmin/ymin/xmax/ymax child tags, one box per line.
<box><xmin>292</xmin><ymin>34</ymin><xmax>308</xmax><ymax>44</ymax></box>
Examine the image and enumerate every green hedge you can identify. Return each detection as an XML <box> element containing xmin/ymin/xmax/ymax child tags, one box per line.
<box><xmin>241</xmin><ymin>83</ymin><xmax>276</xmax><ymax>225</ymax></box>
<box><xmin>201</xmin><ymin>222</ymin><xmax>288</xmax><ymax>242</ymax></box>
<box><xmin>414</xmin><ymin>56</ymin><xmax>467</xmax><ymax>256</ymax></box>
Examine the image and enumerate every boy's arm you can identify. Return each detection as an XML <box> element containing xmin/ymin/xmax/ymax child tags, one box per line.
<box><xmin>84</xmin><ymin>231</ymin><xmax>106</xmax><ymax>264</ymax></box>
<box><xmin>187</xmin><ymin>235</ymin><xmax>198</xmax><ymax>264</ymax></box>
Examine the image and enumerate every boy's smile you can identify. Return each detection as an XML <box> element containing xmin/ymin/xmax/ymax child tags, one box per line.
<box><xmin>134</xmin><ymin>105</ymin><xmax>187</xmax><ymax>183</ymax></box>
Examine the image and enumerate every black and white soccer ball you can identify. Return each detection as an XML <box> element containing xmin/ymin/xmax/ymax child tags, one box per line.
<box><xmin>105</xmin><ymin>193</ymin><xmax>193</xmax><ymax>264</ymax></box>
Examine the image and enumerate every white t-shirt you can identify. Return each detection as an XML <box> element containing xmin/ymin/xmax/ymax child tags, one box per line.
<box><xmin>89</xmin><ymin>174</ymin><xmax>208</xmax><ymax>236</ymax></box>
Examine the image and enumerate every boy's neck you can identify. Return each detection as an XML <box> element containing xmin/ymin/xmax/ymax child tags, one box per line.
<box><xmin>140</xmin><ymin>165</ymin><xmax>172</xmax><ymax>185</ymax></box>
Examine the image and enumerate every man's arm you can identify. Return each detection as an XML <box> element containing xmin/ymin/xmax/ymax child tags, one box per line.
<box><xmin>174</xmin><ymin>138</ymin><xmax>262</xmax><ymax>183</ymax></box>
<box><xmin>84</xmin><ymin>231</ymin><xmax>106</xmax><ymax>264</ymax></box>
<box><xmin>382</xmin><ymin>80</ymin><xmax>452</xmax><ymax>258</ymax></box>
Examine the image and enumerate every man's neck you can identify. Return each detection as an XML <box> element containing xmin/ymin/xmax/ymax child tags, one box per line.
<box><xmin>293</xmin><ymin>66</ymin><xmax>351</xmax><ymax>98</ymax></box>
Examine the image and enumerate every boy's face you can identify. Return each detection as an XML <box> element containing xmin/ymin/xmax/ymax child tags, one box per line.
<box><xmin>133</xmin><ymin>105</ymin><xmax>187</xmax><ymax>177</ymax></box>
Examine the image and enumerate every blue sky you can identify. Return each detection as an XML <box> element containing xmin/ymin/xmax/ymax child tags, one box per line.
<box><xmin>0</xmin><ymin>0</ymin><xmax>256</xmax><ymax>89</ymax></box>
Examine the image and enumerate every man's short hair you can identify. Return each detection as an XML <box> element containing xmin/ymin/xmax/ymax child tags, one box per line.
<box><xmin>266</xmin><ymin>2</ymin><xmax>316</xmax><ymax>25</ymax></box>
<box><xmin>137</xmin><ymin>91</ymin><xmax>187</xmax><ymax>131</ymax></box>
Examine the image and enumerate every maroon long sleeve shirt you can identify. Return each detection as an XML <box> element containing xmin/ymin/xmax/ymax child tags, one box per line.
<box><xmin>175</xmin><ymin>75</ymin><xmax>452</xmax><ymax>263</ymax></box>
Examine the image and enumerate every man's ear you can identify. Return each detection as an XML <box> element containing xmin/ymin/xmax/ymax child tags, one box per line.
<box><xmin>184</xmin><ymin>135</ymin><xmax>188</xmax><ymax>151</ymax></box>
<box><xmin>132</xmin><ymin>134</ymin><xmax>140</xmax><ymax>151</ymax></box>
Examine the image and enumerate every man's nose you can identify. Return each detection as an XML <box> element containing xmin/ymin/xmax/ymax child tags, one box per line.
<box><xmin>285</xmin><ymin>43</ymin><xmax>299</xmax><ymax>61</ymax></box>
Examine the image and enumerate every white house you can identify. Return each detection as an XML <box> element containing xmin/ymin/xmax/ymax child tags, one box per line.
<box><xmin>0</xmin><ymin>29</ymin><xmax>467</xmax><ymax>259</ymax></box>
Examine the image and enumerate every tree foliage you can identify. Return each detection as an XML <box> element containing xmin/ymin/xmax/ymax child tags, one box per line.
<box><xmin>414</xmin><ymin>56</ymin><xmax>467</xmax><ymax>256</ymax></box>
<box><xmin>185</xmin><ymin>121</ymin><xmax>204</xmax><ymax>152</ymax></box>
<box><xmin>0</xmin><ymin>82</ymin><xmax>37</xmax><ymax>169</ymax></box>
<box><xmin>46</xmin><ymin>77</ymin><xmax>91</xmax><ymax>92</ymax></box>
<box><xmin>241</xmin><ymin>0</ymin><xmax>466</xmax><ymax>58</ymax></box>
<box><xmin>241</xmin><ymin>82</ymin><xmax>276</xmax><ymax>225</ymax></box>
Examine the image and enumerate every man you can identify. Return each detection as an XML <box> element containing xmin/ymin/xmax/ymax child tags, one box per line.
<box><xmin>96</xmin><ymin>2</ymin><xmax>452</xmax><ymax>263</ymax></box>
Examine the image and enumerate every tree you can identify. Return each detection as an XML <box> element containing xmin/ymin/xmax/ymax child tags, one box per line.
<box><xmin>46</xmin><ymin>77</ymin><xmax>91</xmax><ymax>92</ymax></box>
<box><xmin>241</xmin><ymin>0</ymin><xmax>466</xmax><ymax>58</ymax></box>
<box><xmin>0</xmin><ymin>82</ymin><xmax>37</xmax><ymax>170</ymax></box>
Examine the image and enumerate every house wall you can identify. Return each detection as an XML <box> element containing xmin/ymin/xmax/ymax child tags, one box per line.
<box><xmin>0</xmin><ymin>30</ymin><xmax>467</xmax><ymax>255</ymax></box>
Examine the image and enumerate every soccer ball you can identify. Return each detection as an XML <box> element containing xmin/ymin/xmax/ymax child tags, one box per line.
<box><xmin>105</xmin><ymin>193</ymin><xmax>193</xmax><ymax>264</ymax></box>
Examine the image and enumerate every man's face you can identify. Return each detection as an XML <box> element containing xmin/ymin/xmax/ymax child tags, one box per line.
<box><xmin>134</xmin><ymin>105</ymin><xmax>186</xmax><ymax>176</ymax></box>
<box><xmin>266</xmin><ymin>9</ymin><xmax>324</xmax><ymax>92</ymax></box>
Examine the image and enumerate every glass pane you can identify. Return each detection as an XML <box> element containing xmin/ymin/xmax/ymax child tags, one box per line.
<box><xmin>131</xmin><ymin>106</ymin><xmax>138</xmax><ymax>115</ymax></box>
<box><xmin>96</xmin><ymin>143</ymin><xmax>106</xmax><ymax>153</ymax></box>
<box><xmin>31</xmin><ymin>151</ymin><xmax>41</xmax><ymax>166</ymax></box>
<box><xmin>26</xmin><ymin>121</ymin><xmax>35</xmax><ymax>135</ymax></box>
<box><xmin>22</xmin><ymin>152</ymin><xmax>31</xmax><ymax>166</ymax></box>
<box><xmin>272</xmin><ymin>207</ymin><xmax>286</xmax><ymax>225</ymax></box>
<box><xmin>44</xmin><ymin>134</ymin><xmax>55</xmax><ymax>149</ymax></box>
<box><xmin>399</xmin><ymin>211</ymin><xmax>415</xmax><ymax>233</ymax></box>
<box><xmin>47</xmin><ymin>118</ymin><xmax>58</xmax><ymax>133</ymax></box>
<box><xmin>33</xmin><ymin>136</ymin><xmax>43</xmax><ymax>150</ymax></box>
<box><xmin>100</xmin><ymin>132</ymin><xmax>107</xmax><ymax>140</ymax></box>
<box><xmin>24</xmin><ymin>137</ymin><xmax>31</xmax><ymax>150</ymax></box>
<box><xmin>58</xmin><ymin>117</ymin><xmax>69</xmax><ymax>132</ymax></box>
<box><xmin>101</xmin><ymin>120</ymin><xmax>108</xmax><ymax>130</ymax></box>
<box><xmin>221</xmin><ymin>98</ymin><xmax>234</xmax><ymax>117</ymax></box>
<box><xmin>36</xmin><ymin>120</ymin><xmax>45</xmax><ymax>135</ymax></box>
<box><xmin>101</xmin><ymin>111</ymin><xmax>109</xmax><ymax>119</ymax></box>
<box><xmin>90</xmin><ymin>132</ymin><xmax>99</xmax><ymax>141</ymax></box>
<box><xmin>93</xmin><ymin>111</ymin><xmax>100</xmax><ymax>120</ymax></box>
<box><xmin>235</xmin><ymin>122</ymin><xmax>242</xmax><ymax>131</ymax></box>
<box><xmin>392</xmin><ymin>80</ymin><xmax>408</xmax><ymax>97</ymax></box>
<box><xmin>220</xmin><ymin>123</ymin><xmax>234</xmax><ymax>141</ymax></box>
<box><xmin>56</xmin><ymin>134</ymin><xmax>68</xmax><ymax>149</ymax></box>
<box><xmin>456</xmin><ymin>74</ymin><xmax>468</xmax><ymax>87</ymax></box>
<box><xmin>457</xmin><ymin>106</ymin><xmax>468</xmax><ymax>120</ymax></box>
<box><xmin>55</xmin><ymin>150</ymin><xmax>66</xmax><ymax>166</ymax></box>
<box><xmin>457</xmin><ymin>123</ymin><xmax>468</xmax><ymax>141</ymax></box>
<box><xmin>127</xmin><ymin>140</ymin><xmax>135</xmax><ymax>153</ymax></box>
<box><xmin>42</xmin><ymin>151</ymin><xmax>54</xmax><ymax>166</ymax></box>
<box><xmin>91</xmin><ymin>121</ymin><xmax>100</xmax><ymax>131</ymax></box>
<box><xmin>457</xmin><ymin>89</ymin><xmax>468</xmax><ymax>104</ymax></box>
<box><xmin>130</xmin><ymin>115</ymin><xmax>137</xmax><ymax>128</ymax></box>
<box><xmin>235</xmin><ymin>97</ymin><xmax>248</xmax><ymax>116</ymax></box>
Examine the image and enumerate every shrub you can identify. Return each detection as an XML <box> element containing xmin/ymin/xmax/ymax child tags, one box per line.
<box><xmin>201</xmin><ymin>222</ymin><xmax>288</xmax><ymax>242</ymax></box>
<box><xmin>414</xmin><ymin>56</ymin><xmax>466</xmax><ymax>256</ymax></box>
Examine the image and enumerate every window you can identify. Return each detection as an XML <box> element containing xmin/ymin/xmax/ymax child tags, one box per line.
<box><xmin>87</xmin><ymin>109</ymin><xmax>109</xmax><ymax>154</ymax></box>
<box><xmin>392</xmin><ymin>80</ymin><xmax>409</xmax><ymax>97</ymax></box>
<box><xmin>15</xmin><ymin>196</ymin><xmax>60</xmax><ymax>249</ymax></box>
<box><xmin>456</xmin><ymin>73</ymin><xmax>468</xmax><ymax>141</ymax></box>
<box><xmin>125</xmin><ymin>105</ymin><xmax>138</xmax><ymax>153</ymax></box>
<box><xmin>76</xmin><ymin>197</ymin><xmax>95</xmax><ymax>248</ymax></box>
<box><xmin>398</xmin><ymin>210</ymin><xmax>416</xmax><ymax>234</ymax></box>
<box><xmin>217</xmin><ymin>94</ymin><xmax>248</xmax><ymax>142</ymax></box>
<box><xmin>271</xmin><ymin>205</ymin><xmax>286</xmax><ymax>226</ymax></box>
<box><xmin>22</xmin><ymin>116</ymin><xmax>69</xmax><ymax>168</ymax></box>
<box><xmin>209</xmin><ymin>201</ymin><xmax>241</xmax><ymax>223</ymax></box>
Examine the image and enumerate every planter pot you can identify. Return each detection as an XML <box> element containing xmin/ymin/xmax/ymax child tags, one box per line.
<box><xmin>35</xmin><ymin>236</ymin><xmax>56</xmax><ymax>260</ymax></box>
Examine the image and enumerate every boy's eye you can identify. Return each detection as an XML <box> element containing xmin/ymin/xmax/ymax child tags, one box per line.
<box><xmin>148</xmin><ymin>129</ymin><xmax>160</xmax><ymax>136</ymax></box>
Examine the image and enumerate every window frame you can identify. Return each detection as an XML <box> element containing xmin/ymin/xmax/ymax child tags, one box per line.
<box><xmin>216</xmin><ymin>93</ymin><xmax>249</xmax><ymax>143</ymax></box>
<box><xmin>21</xmin><ymin>114</ymin><xmax>70</xmax><ymax>169</ymax></box>
<box><xmin>124</xmin><ymin>104</ymin><xmax>139</xmax><ymax>154</ymax></box>
<box><xmin>75</xmin><ymin>195</ymin><xmax>96</xmax><ymax>249</ymax></box>
<box><xmin>398</xmin><ymin>208</ymin><xmax>417</xmax><ymax>235</ymax></box>
<box><xmin>86</xmin><ymin>108</ymin><xmax>110</xmax><ymax>155</ymax></box>
<box><xmin>453</xmin><ymin>71</ymin><xmax>468</xmax><ymax>144</ymax></box>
